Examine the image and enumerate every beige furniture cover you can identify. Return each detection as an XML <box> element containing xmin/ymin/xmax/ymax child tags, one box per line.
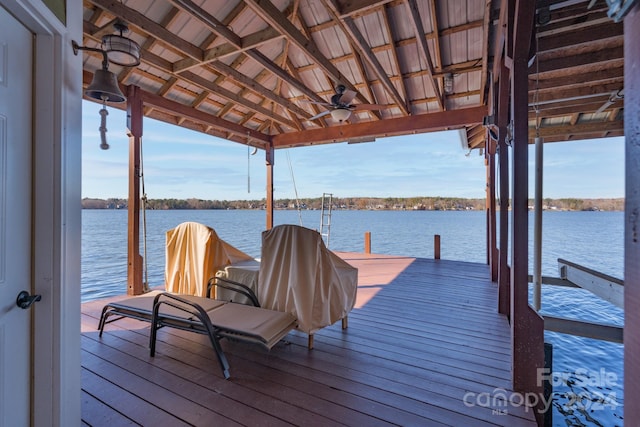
<box><xmin>258</xmin><ymin>224</ymin><xmax>358</xmax><ymax>334</ymax></box>
<box><xmin>216</xmin><ymin>258</ymin><xmax>260</xmax><ymax>305</ymax></box>
<box><xmin>165</xmin><ymin>222</ymin><xmax>254</xmax><ymax>297</ymax></box>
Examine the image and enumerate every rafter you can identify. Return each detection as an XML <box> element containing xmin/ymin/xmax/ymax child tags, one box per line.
<box><xmin>405</xmin><ymin>0</ymin><xmax>443</xmax><ymax>110</ymax></box>
<box><xmin>322</xmin><ymin>0</ymin><xmax>408</xmax><ymax>115</ymax></box>
<box><xmin>243</xmin><ymin>0</ymin><xmax>369</xmax><ymax>106</ymax></box>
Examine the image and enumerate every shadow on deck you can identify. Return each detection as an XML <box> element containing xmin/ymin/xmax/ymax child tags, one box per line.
<box><xmin>80</xmin><ymin>253</ymin><xmax>537</xmax><ymax>426</ymax></box>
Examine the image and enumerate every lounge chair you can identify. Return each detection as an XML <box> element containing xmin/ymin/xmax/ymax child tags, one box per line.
<box><xmin>98</xmin><ymin>280</ymin><xmax>296</xmax><ymax>379</ymax></box>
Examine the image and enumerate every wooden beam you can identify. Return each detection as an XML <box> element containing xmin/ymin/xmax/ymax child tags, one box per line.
<box><xmin>138</xmin><ymin>86</ymin><xmax>270</xmax><ymax>144</ymax></box>
<box><xmin>380</xmin><ymin>4</ymin><xmax>409</xmax><ymax>108</ymax></box>
<box><xmin>529</xmin><ymin>81</ymin><xmax>624</xmax><ymax>105</ymax></box>
<box><xmin>173</xmin><ymin>27</ymin><xmax>285</xmax><ymax>72</ymax></box>
<box><xmin>529</xmin><ymin>67</ymin><xmax>623</xmax><ymax>90</ymax></box>
<box><xmin>486</xmin><ymin>135</ymin><xmax>498</xmax><ymax>281</ymax></box>
<box><xmin>271</xmin><ymin>106</ymin><xmax>487</xmax><ymax>148</ymax></box>
<box><xmin>479</xmin><ymin>0</ymin><xmax>491</xmax><ymax>104</ymax></box>
<box><xmin>205</xmin><ymin>60</ymin><xmax>310</xmax><ymax>123</ymax></box>
<box><xmin>406</xmin><ymin>0</ymin><xmax>443</xmax><ymax>110</ymax></box>
<box><xmin>243</xmin><ymin>0</ymin><xmax>369</xmax><ymax>106</ymax></box>
<box><xmin>126</xmin><ymin>85</ymin><xmax>144</xmax><ymax>296</ymax></box>
<box><xmin>337</xmin><ymin>0</ymin><xmax>395</xmax><ymax>17</ymax></box>
<box><xmin>558</xmin><ymin>258</ymin><xmax>624</xmax><ymax>309</ymax></box>
<box><xmin>497</xmin><ymin>61</ymin><xmax>510</xmax><ymax>317</ymax></box>
<box><xmin>323</xmin><ymin>3</ymin><xmax>408</xmax><ymax>115</ymax></box>
<box><xmin>536</xmin><ymin>45</ymin><xmax>624</xmax><ymax>76</ymax></box>
<box><xmin>537</xmin><ymin>20</ymin><xmax>622</xmax><ymax>53</ymax></box>
<box><xmin>532</xmin><ymin>120</ymin><xmax>623</xmax><ymax>139</ymax></box>
<box><xmin>544</xmin><ymin>316</ymin><xmax>623</xmax><ymax>343</ymax></box>
<box><xmin>625</xmin><ymin>7</ymin><xmax>640</xmax><ymax>421</ymax></box>
<box><xmin>510</xmin><ymin>1</ymin><xmax>544</xmax><ymax>414</ymax></box>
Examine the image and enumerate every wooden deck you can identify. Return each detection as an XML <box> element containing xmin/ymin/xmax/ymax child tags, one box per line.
<box><xmin>81</xmin><ymin>253</ymin><xmax>537</xmax><ymax>426</ymax></box>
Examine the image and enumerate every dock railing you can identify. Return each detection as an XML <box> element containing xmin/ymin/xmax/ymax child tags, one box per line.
<box><xmin>529</xmin><ymin>258</ymin><xmax>624</xmax><ymax>344</ymax></box>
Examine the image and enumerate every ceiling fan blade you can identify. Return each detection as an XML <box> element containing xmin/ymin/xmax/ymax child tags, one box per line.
<box><xmin>338</xmin><ymin>89</ymin><xmax>357</xmax><ymax>105</ymax></box>
<box><xmin>308</xmin><ymin>110</ymin><xmax>332</xmax><ymax>121</ymax></box>
<box><xmin>352</xmin><ymin>103</ymin><xmax>389</xmax><ymax>111</ymax></box>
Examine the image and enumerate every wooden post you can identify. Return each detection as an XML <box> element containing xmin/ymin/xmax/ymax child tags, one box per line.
<box><xmin>364</xmin><ymin>231</ymin><xmax>371</xmax><ymax>254</ymax></box>
<box><xmin>265</xmin><ymin>142</ymin><xmax>274</xmax><ymax>230</ymax></box>
<box><xmin>510</xmin><ymin>1</ymin><xmax>544</xmax><ymax>417</ymax></box>
<box><xmin>624</xmin><ymin>4</ymin><xmax>640</xmax><ymax>422</ymax></box>
<box><xmin>486</xmin><ymin>136</ymin><xmax>498</xmax><ymax>281</ymax></box>
<box><xmin>497</xmin><ymin>61</ymin><xmax>510</xmax><ymax>317</ymax></box>
<box><xmin>434</xmin><ymin>234</ymin><xmax>440</xmax><ymax>259</ymax></box>
<box><xmin>126</xmin><ymin>85</ymin><xmax>143</xmax><ymax>295</ymax></box>
<box><xmin>533</xmin><ymin>137</ymin><xmax>543</xmax><ymax>311</ymax></box>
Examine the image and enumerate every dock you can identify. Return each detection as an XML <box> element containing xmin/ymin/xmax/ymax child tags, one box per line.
<box><xmin>81</xmin><ymin>253</ymin><xmax>537</xmax><ymax>426</ymax></box>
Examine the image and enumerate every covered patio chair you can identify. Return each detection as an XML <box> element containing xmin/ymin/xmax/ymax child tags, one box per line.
<box><xmin>165</xmin><ymin>221</ymin><xmax>254</xmax><ymax>298</ymax></box>
<box><xmin>257</xmin><ymin>224</ymin><xmax>358</xmax><ymax>347</ymax></box>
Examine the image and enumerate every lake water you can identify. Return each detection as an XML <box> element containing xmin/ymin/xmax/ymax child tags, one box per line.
<box><xmin>81</xmin><ymin>209</ymin><xmax>624</xmax><ymax>426</ymax></box>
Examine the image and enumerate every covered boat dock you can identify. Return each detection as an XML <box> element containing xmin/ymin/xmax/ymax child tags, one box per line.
<box><xmin>1</xmin><ymin>0</ymin><xmax>639</xmax><ymax>425</ymax></box>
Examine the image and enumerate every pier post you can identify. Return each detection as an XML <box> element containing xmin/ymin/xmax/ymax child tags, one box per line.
<box><xmin>364</xmin><ymin>231</ymin><xmax>371</xmax><ymax>254</ymax></box>
<box><xmin>126</xmin><ymin>85</ymin><xmax>144</xmax><ymax>295</ymax></box>
<box><xmin>509</xmin><ymin>1</ymin><xmax>544</xmax><ymax>422</ymax></box>
<box><xmin>624</xmin><ymin>3</ymin><xmax>640</xmax><ymax>422</ymax></box>
<box><xmin>497</xmin><ymin>60</ymin><xmax>510</xmax><ymax>317</ymax></box>
<box><xmin>434</xmin><ymin>234</ymin><xmax>440</xmax><ymax>259</ymax></box>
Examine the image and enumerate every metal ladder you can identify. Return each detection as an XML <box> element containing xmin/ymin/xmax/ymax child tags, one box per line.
<box><xmin>319</xmin><ymin>193</ymin><xmax>333</xmax><ymax>248</ymax></box>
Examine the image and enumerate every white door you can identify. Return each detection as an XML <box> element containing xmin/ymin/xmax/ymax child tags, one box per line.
<box><xmin>0</xmin><ymin>6</ymin><xmax>33</xmax><ymax>426</ymax></box>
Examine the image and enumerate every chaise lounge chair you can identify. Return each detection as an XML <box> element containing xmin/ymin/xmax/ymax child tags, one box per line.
<box><xmin>98</xmin><ymin>280</ymin><xmax>296</xmax><ymax>379</ymax></box>
<box><xmin>98</xmin><ymin>221</ymin><xmax>295</xmax><ymax>379</ymax></box>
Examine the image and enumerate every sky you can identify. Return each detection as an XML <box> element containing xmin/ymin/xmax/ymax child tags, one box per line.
<box><xmin>81</xmin><ymin>100</ymin><xmax>625</xmax><ymax>201</ymax></box>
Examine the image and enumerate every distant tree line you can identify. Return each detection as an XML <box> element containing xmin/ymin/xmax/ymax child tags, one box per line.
<box><xmin>81</xmin><ymin>197</ymin><xmax>625</xmax><ymax>211</ymax></box>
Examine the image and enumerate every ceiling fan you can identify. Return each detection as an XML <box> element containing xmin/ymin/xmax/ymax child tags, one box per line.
<box><xmin>595</xmin><ymin>88</ymin><xmax>624</xmax><ymax>114</ymax></box>
<box><xmin>305</xmin><ymin>84</ymin><xmax>388</xmax><ymax>122</ymax></box>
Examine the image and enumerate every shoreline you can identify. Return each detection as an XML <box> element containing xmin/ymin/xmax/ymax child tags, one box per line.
<box><xmin>82</xmin><ymin>196</ymin><xmax>625</xmax><ymax>212</ymax></box>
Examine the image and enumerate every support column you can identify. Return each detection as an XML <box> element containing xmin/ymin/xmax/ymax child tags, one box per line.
<box><xmin>265</xmin><ymin>142</ymin><xmax>274</xmax><ymax>230</ymax></box>
<box><xmin>126</xmin><ymin>85</ymin><xmax>144</xmax><ymax>295</ymax></box>
<box><xmin>510</xmin><ymin>1</ymin><xmax>544</xmax><ymax>418</ymax></box>
<box><xmin>497</xmin><ymin>61</ymin><xmax>511</xmax><ymax>317</ymax></box>
<box><xmin>533</xmin><ymin>136</ymin><xmax>543</xmax><ymax>311</ymax></box>
<box><xmin>486</xmin><ymin>136</ymin><xmax>498</xmax><ymax>281</ymax></box>
<box><xmin>624</xmin><ymin>3</ymin><xmax>640</xmax><ymax>422</ymax></box>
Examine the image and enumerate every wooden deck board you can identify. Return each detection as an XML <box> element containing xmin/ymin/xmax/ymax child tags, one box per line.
<box><xmin>81</xmin><ymin>253</ymin><xmax>537</xmax><ymax>426</ymax></box>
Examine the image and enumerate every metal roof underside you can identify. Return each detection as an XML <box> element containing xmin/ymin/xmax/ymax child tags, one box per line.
<box><xmin>79</xmin><ymin>0</ymin><xmax>625</xmax><ymax>150</ymax></box>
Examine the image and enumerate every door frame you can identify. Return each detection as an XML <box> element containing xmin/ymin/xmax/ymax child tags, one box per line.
<box><xmin>1</xmin><ymin>0</ymin><xmax>82</xmax><ymax>425</ymax></box>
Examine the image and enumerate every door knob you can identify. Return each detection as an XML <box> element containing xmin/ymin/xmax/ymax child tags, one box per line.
<box><xmin>16</xmin><ymin>291</ymin><xmax>42</xmax><ymax>309</ymax></box>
